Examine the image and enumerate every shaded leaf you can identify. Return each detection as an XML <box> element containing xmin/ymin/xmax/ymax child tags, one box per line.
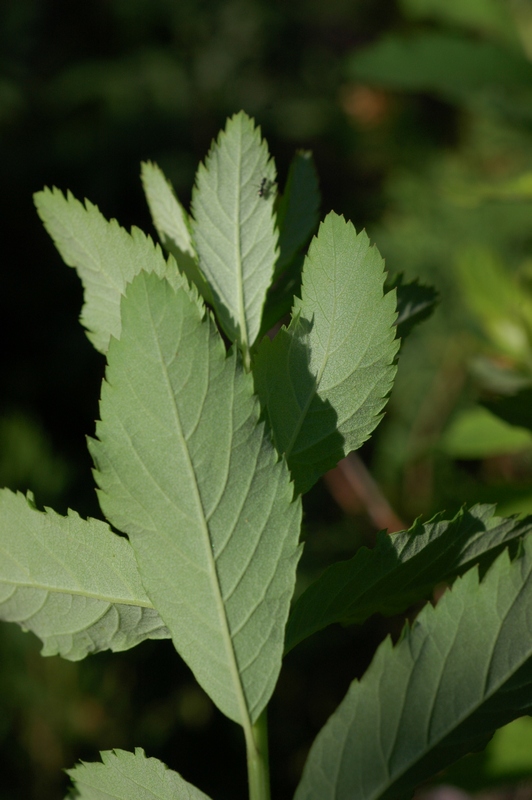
<box><xmin>90</xmin><ymin>272</ymin><xmax>301</xmax><ymax>727</ymax></box>
<box><xmin>294</xmin><ymin>534</ymin><xmax>532</xmax><ymax>800</ymax></box>
<box><xmin>275</xmin><ymin>150</ymin><xmax>320</xmax><ymax>278</ymax></box>
<box><xmin>191</xmin><ymin>111</ymin><xmax>278</xmax><ymax>356</ymax></box>
<box><xmin>254</xmin><ymin>212</ymin><xmax>398</xmax><ymax>495</ymax></box>
<box><xmin>65</xmin><ymin>748</ymin><xmax>211</xmax><ymax>800</ymax></box>
<box><xmin>483</xmin><ymin>387</ymin><xmax>532</xmax><ymax>433</ymax></box>
<box><xmin>286</xmin><ymin>504</ymin><xmax>532</xmax><ymax>652</ymax></box>
<box><xmin>0</xmin><ymin>489</ymin><xmax>169</xmax><ymax>660</ymax></box>
<box><xmin>386</xmin><ymin>273</ymin><xmax>439</xmax><ymax>340</ymax></box>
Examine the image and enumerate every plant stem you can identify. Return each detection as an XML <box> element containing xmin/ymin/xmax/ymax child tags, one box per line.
<box><xmin>246</xmin><ymin>709</ymin><xmax>271</xmax><ymax>800</ymax></box>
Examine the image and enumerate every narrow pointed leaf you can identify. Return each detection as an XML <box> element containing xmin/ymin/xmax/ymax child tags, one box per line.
<box><xmin>386</xmin><ymin>273</ymin><xmax>439</xmax><ymax>340</ymax></box>
<box><xmin>275</xmin><ymin>150</ymin><xmax>320</xmax><ymax>277</ymax></box>
<box><xmin>0</xmin><ymin>489</ymin><xmax>169</xmax><ymax>660</ymax></box>
<box><xmin>254</xmin><ymin>212</ymin><xmax>398</xmax><ymax>495</ymax></box>
<box><xmin>141</xmin><ymin>160</ymin><xmax>213</xmax><ymax>303</ymax></box>
<box><xmin>191</xmin><ymin>111</ymin><xmax>278</xmax><ymax>352</ymax></box>
<box><xmin>286</xmin><ymin>504</ymin><xmax>532</xmax><ymax>652</ymax></box>
<box><xmin>295</xmin><ymin>535</ymin><xmax>532</xmax><ymax>800</ymax></box>
<box><xmin>90</xmin><ymin>271</ymin><xmax>302</xmax><ymax>727</ymax></box>
<box><xmin>65</xmin><ymin>748</ymin><xmax>212</xmax><ymax>800</ymax></box>
<box><xmin>34</xmin><ymin>187</ymin><xmax>198</xmax><ymax>353</ymax></box>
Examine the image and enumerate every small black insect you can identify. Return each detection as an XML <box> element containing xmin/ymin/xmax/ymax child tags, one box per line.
<box><xmin>258</xmin><ymin>177</ymin><xmax>276</xmax><ymax>199</ymax></box>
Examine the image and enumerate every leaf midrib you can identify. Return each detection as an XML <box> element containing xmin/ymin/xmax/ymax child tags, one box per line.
<box><xmin>366</xmin><ymin>578</ymin><xmax>532</xmax><ymax>800</ymax></box>
<box><xmin>146</xmin><ymin>287</ymin><xmax>252</xmax><ymax>733</ymax></box>
<box><xmin>0</xmin><ymin>578</ymin><xmax>155</xmax><ymax>607</ymax></box>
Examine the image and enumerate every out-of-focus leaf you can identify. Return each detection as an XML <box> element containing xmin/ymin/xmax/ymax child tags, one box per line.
<box><xmin>65</xmin><ymin>748</ymin><xmax>212</xmax><ymax>800</ymax></box>
<box><xmin>91</xmin><ymin>272</ymin><xmax>301</xmax><ymax>728</ymax></box>
<box><xmin>0</xmin><ymin>489</ymin><xmax>169</xmax><ymax>660</ymax></box>
<box><xmin>285</xmin><ymin>504</ymin><xmax>531</xmax><ymax>652</ymax></box>
<box><xmin>294</xmin><ymin>536</ymin><xmax>532</xmax><ymax>800</ymax></box>
<box><xmin>346</xmin><ymin>33</ymin><xmax>532</xmax><ymax>101</ymax></box>
<box><xmin>399</xmin><ymin>0</ymin><xmax>519</xmax><ymax>48</ymax></box>
<box><xmin>386</xmin><ymin>273</ymin><xmax>439</xmax><ymax>340</ymax></box>
<box><xmin>441</xmin><ymin>406</ymin><xmax>532</xmax><ymax>458</ymax></box>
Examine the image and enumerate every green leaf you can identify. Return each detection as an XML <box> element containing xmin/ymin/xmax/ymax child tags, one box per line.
<box><xmin>386</xmin><ymin>274</ymin><xmax>439</xmax><ymax>340</ymax></box>
<box><xmin>190</xmin><ymin>111</ymin><xmax>278</xmax><ymax>357</ymax></box>
<box><xmin>275</xmin><ymin>150</ymin><xmax>320</xmax><ymax>278</ymax></box>
<box><xmin>483</xmin><ymin>387</ymin><xmax>532</xmax><ymax>433</ymax></box>
<box><xmin>140</xmin><ymin>161</ymin><xmax>213</xmax><ymax>304</ymax></box>
<box><xmin>399</xmin><ymin>0</ymin><xmax>519</xmax><ymax>48</ymax></box>
<box><xmin>0</xmin><ymin>489</ymin><xmax>169</xmax><ymax>660</ymax></box>
<box><xmin>34</xmin><ymin>187</ymin><xmax>198</xmax><ymax>354</ymax></box>
<box><xmin>254</xmin><ymin>212</ymin><xmax>398</xmax><ymax>495</ymax></box>
<box><xmin>294</xmin><ymin>534</ymin><xmax>532</xmax><ymax>800</ymax></box>
<box><xmin>346</xmin><ymin>32</ymin><xmax>532</xmax><ymax>101</ymax></box>
<box><xmin>285</xmin><ymin>504</ymin><xmax>532</xmax><ymax>652</ymax></box>
<box><xmin>441</xmin><ymin>406</ymin><xmax>532</xmax><ymax>458</ymax></box>
<box><xmin>65</xmin><ymin>748</ymin><xmax>211</xmax><ymax>800</ymax></box>
<box><xmin>90</xmin><ymin>271</ymin><xmax>302</xmax><ymax>728</ymax></box>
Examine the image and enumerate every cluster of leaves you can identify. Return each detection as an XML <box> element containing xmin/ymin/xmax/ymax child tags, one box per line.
<box><xmin>2</xmin><ymin>112</ymin><xmax>532</xmax><ymax>800</ymax></box>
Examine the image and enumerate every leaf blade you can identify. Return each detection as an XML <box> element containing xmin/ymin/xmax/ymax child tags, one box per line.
<box><xmin>191</xmin><ymin>111</ymin><xmax>278</xmax><ymax>351</ymax></box>
<box><xmin>294</xmin><ymin>535</ymin><xmax>532</xmax><ymax>800</ymax></box>
<box><xmin>34</xmin><ymin>187</ymin><xmax>196</xmax><ymax>353</ymax></box>
<box><xmin>285</xmin><ymin>504</ymin><xmax>532</xmax><ymax>652</ymax></box>
<box><xmin>65</xmin><ymin>748</ymin><xmax>212</xmax><ymax>800</ymax></box>
<box><xmin>141</xmin><ymin>160</ymin><xmax>213</xmax><ymax>303</ymax></box>
<box><xmin>0</xmin><ymin>489</ymin><xmax>169</xmax><ymax>660</ymax></box>
<box><xmin>254</xmin><ymin>212</ymin><xmax>398</xmax><ymax>494</ymax></box>
<box><xmin>90</xmin><ymin>271</ymin><xmax>302</xmax><ymax>727</ymax></box>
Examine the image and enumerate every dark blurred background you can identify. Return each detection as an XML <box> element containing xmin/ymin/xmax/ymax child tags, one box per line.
<box><xmin>4</xmin><ymin>1</ymin><xmax>532</xmax><ymax>798</ymax></box>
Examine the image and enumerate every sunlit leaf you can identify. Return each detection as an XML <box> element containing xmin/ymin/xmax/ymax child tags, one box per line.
<box><xmin>191</xmin><ymin>111</ymin><xmax>278</xmax><ymax>356</ymax></box>
<box><xmin>0</xmin><ymin>489</ymin><xmax>169</xmax><ymax>660</ymax></box>
<box><xmin>34</xmin><ymin>187</ymin><xmax>198</xmax><ymax>353</ymax></box>
<box><xmin>90</xmin><ymin>271</ymin><xmax>301</xmax><ymax>727</ymax></box>
<box><xmin>65</xmin><ymin>748</ymin><xmax>211</xmax><ymax>800</ymax></box>
<box><xmin>141</xmin><ymin>160</ymin><xmax>213</xmax><ymax>303</ymax></box>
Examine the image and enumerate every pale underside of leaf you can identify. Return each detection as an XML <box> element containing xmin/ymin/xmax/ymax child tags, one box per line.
<box><xmin>285</xmin><ymin>503</ymin><xmax>532</xmax><ymax>652</ymax></box>
<box><xmin>65</xmin><ymin>748</ymin><xmax>212</xmax><ymax>800</ymax></box>
<box><xmin>90</xmin><ymin>271</ymin><xmax>302</xmax><ymax>728</ymax></box>
<box><xmin>34</xmin><ymin>186</ymin><xmax>198</xmax><ymax>353</ymax></box>
<box><xmin>254</xmin><ymin>211</ymin><xmax>399</xmax><ymax>494</ymax></box>
<box><xmin>191</xmin><ymin>110</ymin><xmax>278</xmax><ymax>351</ymax></box>
<box><xmin>141</xmin><ymin>161</ymin><xmax>213</xmax><ymax>303</ymax></box>
<box><xmin>0</xmin><ymin>489</ymin><xmax>169</xmax><ymax>660</ymax></box>
<box><xmin>295</xmin><ymin>535</ymin><xmax>532</xmax><ymax>800</ymax></box>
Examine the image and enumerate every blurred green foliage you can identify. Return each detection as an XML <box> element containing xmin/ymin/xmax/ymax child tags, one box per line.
<box><xmin>4</xmin><ymin>0</ymin><xmax>532</xmax><ymax>798</ymax></box>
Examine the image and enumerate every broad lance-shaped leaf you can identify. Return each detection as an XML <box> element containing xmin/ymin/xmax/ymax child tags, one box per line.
<box><xmin>34</xmin><ymin>186</ymin><xmax>199</xmax><ymax>354</ymax></box>
<box><xmin>295</xmin><ymin>535</ymin><xmax>532</xmax><ymax>800</ymax></box>
<box><xmin>0</xmin><ymin>489</ymin><xmax>169</xmax><ymax>660</ymax></box>
<box><xmin>285</xmin><ymin>504</ymin><xmax>532</xmax><ymax>652</ymax></box>
<box><xmin>254</xmin><ymin>212</ymin><xmax>398</xmax><ymax>495</ymax></box>
<box><xmin>90</xmin><ymin>271</ymin><xmax>302</xmax><ymax>728</ymax></box>
<box><xmin>141</xmin><ymin>160</ymin><xmax>213</xmax><ymax>304</ymax></box>
<box><xmin>66</xmin><ymin>748</ymin><xmax>212</xmax><ymax>800</ymax></box>
<box><xmin>191</xmin><ymin>111</ymin><xmax>278</xmax><ymax>357</ymax></box>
